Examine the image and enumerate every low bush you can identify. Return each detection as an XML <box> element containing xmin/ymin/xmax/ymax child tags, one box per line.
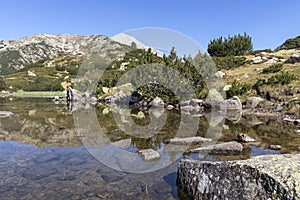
<box><xmin>226</xmin><ymin>80</ymin><xmax>251</xmax><ymax>98</ymax></box>
<box><xmin>256</xmin><ymin>71</ymin><xmax>297</xmax><ymax>86</ymax></box>
<box><xmin>262</xmin><ymin>63</ymin><xmax>283</xmax><ymax>74</ymax></box>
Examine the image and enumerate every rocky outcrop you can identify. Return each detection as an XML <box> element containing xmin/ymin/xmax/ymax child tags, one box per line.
<box><xmin>177</xmin><ymin>154</ymin><xmax>300</xmax><ymax>200</ymax></box>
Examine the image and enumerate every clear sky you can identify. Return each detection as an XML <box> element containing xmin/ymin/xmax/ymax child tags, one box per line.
<box><xmin>0</xmin><ymin>0</ymin><xmax>299</xmax><ymax>50</ymax></box>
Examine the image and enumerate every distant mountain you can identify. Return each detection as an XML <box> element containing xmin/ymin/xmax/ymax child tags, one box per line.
<box><xmin>0</xmin><ymin>34</ymin><xmax>131</xmax><ymax>74</ymax></box>
<box><xmin>275</xmin><ymin>35</ymin><xmax>300</xmax><ymax>51</ymax></box>
<box><xmin>111</xmin><ymin>33</ymin><xmax>163</xmax><ymax>57</ymax></box>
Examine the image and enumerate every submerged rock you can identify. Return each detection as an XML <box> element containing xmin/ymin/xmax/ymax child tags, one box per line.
<box><xmin>177</xmin><ymin>154</ymin><xmax>300</xmax><ymax>200</ymax></box>
<box><xmin>190</xmin><ymin>141</ymin><xmax>243</xmax><ymax>155</ymax></box>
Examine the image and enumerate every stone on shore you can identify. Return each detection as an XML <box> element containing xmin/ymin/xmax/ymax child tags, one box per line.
<box><xmin>237</xmin><ymin>133</ymin><xmax>256</xmax><ymax>143</ymax></box>
<box><xmin>0</xmin><ymin>111</ymin><xmax>13</xmax><ymax>118</ymax></box>
<box><xmin>177</xmin><ymin>154</ymin><xmax>300</xmax><ymax>200</ymax></box>
<box><xmin>190</xmin><ymin>141</ymin><xmax>243</xmax><ymax>155</ymax></box>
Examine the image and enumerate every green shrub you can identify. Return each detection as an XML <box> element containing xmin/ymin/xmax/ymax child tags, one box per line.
<box><xmin>55</xmin><ymin>64</ymin><xmax>65</xmax><ymax>71</ymax></box>
<box><xmin>256</xmin><ymin>71</ymin><xmax>297</xmax><ymax>86</ymax></box>
<box><xmin>66</xmin><ymin>66</ymin><xmax>79</xmax><ymax>75</ymax></box>
<box><xmin>226</xmin><ymin>80</ymin><xmax>251</xmax><ymax>98</ymax></box>
<box><xmin>267</xmin><ymin>72</ymin><xmax>297</xmax><ymax>85</ymax></box>
<box><xmin>208</xmin><ymin>33</ymin><xmax>253</xmax><ymax>57</ymax></box>
<box><xmin>262</xmin><ymin>63</ymin><xmax>283</xmax><ymax>73</ymax></box>
<box><xmin>212</xmin><ymin>56</ymin><xmax>247</xmax><ymax>70</ymax></box>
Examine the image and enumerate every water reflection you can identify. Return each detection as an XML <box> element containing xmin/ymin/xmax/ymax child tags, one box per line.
<box><xmin>0</xmin><ymin>98</ymin><xmax>299</xmax><ymax>199</ymax></box>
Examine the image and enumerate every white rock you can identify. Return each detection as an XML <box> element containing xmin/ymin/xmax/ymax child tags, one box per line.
<box><xmin>28</xmin><ymin>70</ymin><xmax>37</xmax><ymax>76</ymax></box>
<box><xmin>102</xmin><ymin>87</ymin><xmax>110</xmax><ymax>94</ymax></box>
<box><xmin>223</xmin><ymin>85</ymin><xmax>232</xmax><ymax>91</ymax></box>
<box><xmin>215</xmin><ymin>71</ymin><xmax>225</xmax><ymax>79</ymax></box>
<box><xmin>0</xmin><ymin>111</ymin><xmax>13</xmax><ymax>118</ymax></box>
<box><xmin>252</xmin><ymin>56</ymin><xmax>263</xmax><ymax>64</ymax></box>
<box><xmin>238</xmin><ymin>134</ymin><xmax>256</xmax><ymax>143</ymax></box>
<box><xmin>166</xmin><ymin>104</ymin><xmax>174</xmax><ymax>110</ymax></box>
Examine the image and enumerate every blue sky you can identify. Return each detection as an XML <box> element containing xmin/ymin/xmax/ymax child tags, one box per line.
<box><xmin>0</xmin><ymin>0</ymin><xmax>299</xmax><ymax>50</ymax></box>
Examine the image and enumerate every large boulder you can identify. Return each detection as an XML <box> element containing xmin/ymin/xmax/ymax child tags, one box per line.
<box><xmin>219</xmin><ymin>96</ymin><xmax>242</xmax><ymax>110</ymax></box>
<box><xmin>177</xmin><ymin>154</ymin><xmax>300</xmax><ymax>200</ymax></box>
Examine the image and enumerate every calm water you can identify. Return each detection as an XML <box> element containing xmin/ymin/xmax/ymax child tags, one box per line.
<box><xmin>0</xmin><ymin>98</ymin><xmax>299</xmax><ymax>199</ymax></box>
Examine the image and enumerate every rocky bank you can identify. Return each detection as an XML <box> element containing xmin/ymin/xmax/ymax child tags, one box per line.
<box><xmin>177</xmin><ymin>154</ymin><xmax>300</xmax><ymax>200</ymax></box>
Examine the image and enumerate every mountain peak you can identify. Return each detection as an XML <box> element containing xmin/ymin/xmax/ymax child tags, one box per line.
<box><xmin>111</xmin><ymin>33</ymin><xmax>163</xmax><ymax>57</ymax></box>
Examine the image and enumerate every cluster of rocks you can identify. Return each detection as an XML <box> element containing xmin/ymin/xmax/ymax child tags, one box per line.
<box><xmin>250</xmin><ymin>50</ymin><xmax>300</xmax><ymax>65</ymax></box>
<box><xmin>251</xmin><ymin>52</ymin><xmax>285</xmax><ymax>64</ymax></box>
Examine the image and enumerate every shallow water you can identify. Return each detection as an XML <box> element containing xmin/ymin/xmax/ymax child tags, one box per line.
<box><xmin>0</xmin><ymin>98</ymin><xmax>299</xmax><ymax>199</ymax></box>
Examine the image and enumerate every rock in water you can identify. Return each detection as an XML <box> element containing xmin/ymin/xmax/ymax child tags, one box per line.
<box><xmin>165</xmin><ymin>137</ymin><xmax>212</xmax><ymax>145</ymax></box>
<box><xmin>138</xmin><ymin>149</ymin><xmax>160</xmax><ymax>162</ymax></box>
<box><xmin>190</xmin><ymin>141</ymin><xmax>243</xmax><ymax>155</ymax></box>
<box><xmin>177</xmin><ymin>154</ymin><xmax>300</xmax><ymax>199</ymax></box>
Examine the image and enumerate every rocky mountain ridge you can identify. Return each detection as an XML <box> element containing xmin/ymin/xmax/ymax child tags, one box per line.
<box><xmin>0</xmin><ymin>34</ymin><xmax>129</xmax><ymax>74</ymax></box>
